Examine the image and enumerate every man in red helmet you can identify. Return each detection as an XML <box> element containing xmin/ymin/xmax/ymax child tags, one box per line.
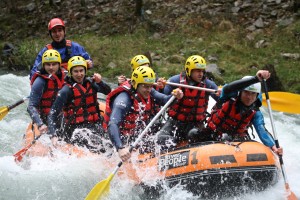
<box><xmin>30</xmin><ymin>18</ymin><xmax>93</xmax><ymax>80</ymax></box>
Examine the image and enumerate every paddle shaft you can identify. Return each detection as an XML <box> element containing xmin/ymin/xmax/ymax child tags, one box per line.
<box><xmin>262</xmin><ymin>79</ymin><xmax>297</xmax><ymax>199</ymax></box>
<box><xmin>14</xmin><ymin>132</ymin><xmax>43</xmax><ymax>162</ymax></box>
<box><xmin>8</xmin><ymin>97</ymin><xmax>28</xmax><ymax>110</ymax></box>
<box><xmin>0</xmin><ymin>97</ymin><xmax>28</xmax><ymax>121</ymax></box>
<box><xmin>163</xmin><ymin>81</ymin><xmax>218</xmax><ymax>93</ymax></box>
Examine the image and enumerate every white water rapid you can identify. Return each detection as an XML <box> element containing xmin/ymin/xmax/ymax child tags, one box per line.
<box><xmin>0</xmin><ymin>74</ymin><xmax>299</xmax><ymax>200</ymax></box>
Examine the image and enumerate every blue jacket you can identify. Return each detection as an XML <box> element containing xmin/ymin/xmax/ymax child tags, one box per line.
<box><xmin>108</xmin><ymin>89</ymin><xmax>173</xmax><ymax>149</ymax></box>
<box><xmin>220</xmin><ymin>77</ymin><xmax>275</xmax><ymax>147</ymax></box>
<box><xmin>30</xmin><ymin>41</ymin><xmax>92</xmax><ymax>79</ymax></box>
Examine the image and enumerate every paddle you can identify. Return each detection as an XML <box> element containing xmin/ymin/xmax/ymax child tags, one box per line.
<box><xmin>85</xmin><ymin>95</ymin><xmax>176</xmax><ymax>200</ymax></box>
<box><xmin>162</xmin><ymin>81</ymin><xmax>218</xmax><ymax>93</ymax></box>
<box><xmin>162</xmin><ymin>81</ymin><xmax>300</xmax><ymax>114</ymax></box>
<box><xmin>0</xmin><ymin>97</ymin><xmax>28</xmax><ymax>121</ymax></box>
<box><xmin>262</xmin><ymin>79</ymin><xmax>298</xmax><ymax>200</ymax></box>
<box><xmin>262</xmin><ymin>92</ymin><xmax>300</xmax><ymax>114</ymax></box>
<box><xmin>14</xmin><ymin>133</ymin><xmax>43</xmax><ymax>162</ymax></box>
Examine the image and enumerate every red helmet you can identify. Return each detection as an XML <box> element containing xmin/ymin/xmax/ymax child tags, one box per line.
<box><xmin>48</xmin><ymin>18</ymin><xmax>65</xmax><ymax>31</ymax></box>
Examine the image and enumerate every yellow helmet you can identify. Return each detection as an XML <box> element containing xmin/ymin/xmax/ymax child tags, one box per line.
<box><xmin>67</xmin><ymin>56</ymin><xmax>87</xmax><ymax>73</ymax></box>
<box><xmin>185</xmin><ymin>55</ymin><xmax>206</xmax><ymax>76</ymax></box>
<box><xmin>42</xmin><ymin>49</ymin><xmax>61</xmax><ymax>66</ymax></box>
<box><xmin>130</xmin><ymin>55</ymin><xmax>150</xmax><ymax>71</ymax></box>
<box><xmin>131</xmin><ymin>66</ymin><xmax>156</xmax><ymax>90</ymax></box>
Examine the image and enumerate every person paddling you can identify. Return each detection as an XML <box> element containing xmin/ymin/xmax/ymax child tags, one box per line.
<box><xmin>203</xmin><ymin>70</ymin><xmax>282</xmax><ymax>155</ymax></box>
<box><xmin>157</xmin><ymin>55</ymin><xmax>219</xmax><ymax>147</ymax></box>
<box><xmin>104</xmin><ymin>66</ymin><xmax>183</xmax><ymax>162</ymax></box>
<box><xmin>48</xmin><ymin>56</ymin><xmax>111</xmax><ymax>153</ymax></box>
<box><xmin>27</xmin><ymin>49</ymin><xmax>65</xmax><ymax>134</ymax></box>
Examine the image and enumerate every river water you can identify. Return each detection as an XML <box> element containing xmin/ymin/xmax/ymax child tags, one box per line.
<box><xmin>0</xmin><ymin>74</ymin><xmax>299</xmax><ymax>200</ymax></box>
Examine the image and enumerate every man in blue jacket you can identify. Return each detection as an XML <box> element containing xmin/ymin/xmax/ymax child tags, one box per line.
<box><xmin>30</xmin><ymin>18</ymin><xmax>93</xmax><ymax>80</ymax></box>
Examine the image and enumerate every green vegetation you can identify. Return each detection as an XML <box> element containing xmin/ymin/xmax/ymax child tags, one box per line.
<box><xmin>1</xmin><ymin>20</ymin><xmax>299</xmax><ymax>93</ymax></box>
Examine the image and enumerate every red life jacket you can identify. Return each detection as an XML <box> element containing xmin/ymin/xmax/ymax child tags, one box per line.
<box><xmin>168</xmin><ymin>73</ymin><xmax>209</xmax><ymax>122</ymax></box>
<box><xmin>103</xmin><ymin>81</ymin><xmax>153</xmax><ymax>135</ymax></box>
<box><xmin>46</xmin><ymin>40</ymin><xmax>72</xmax><ymax>70</ymax></box>
<box><xmin>30</xmin><ymin>71</ymin><xmax>65</xmax><ymax>117</ymax></box>
<box><xmin>207</xmin><ymin>98</ymin><xmax>256</xmax><ymax>137</ymax></box>
<box><xmin>63</xmin><ymin>81</ymin><xmax>100</xmax><ymax>125</ymax></box>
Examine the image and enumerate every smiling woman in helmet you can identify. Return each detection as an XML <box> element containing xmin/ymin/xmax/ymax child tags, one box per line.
<box><xmin>47</xmin><ymin>56</ymin><xmax>111</xmax><ymax>153</ymax></box>
<box><xmin>27</xmin><ymin>49</ymin><xmax>65</xmax><ymax>134</ymax></box>
<box><xmin>204</xmin><ymin>70</ymin><xmax>282</xmax><ymax>155</ymax></box>
<box><xmin>104</xmin><ymin>66</ymin><xmax>183</xmax><ymax>162</ymax></box>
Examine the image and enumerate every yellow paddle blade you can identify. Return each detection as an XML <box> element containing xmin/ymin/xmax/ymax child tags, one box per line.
<box><xmin>0</xmin><ymin>106</ymin><xmax>9</xmax><ymax>121</ymax></box>
<box><xmin>262</xmin><ymin>92</ymin><xmax>300</xmax><ymax>114</ymax></box>
<box><xmin>85</xmin><ymin>173</ymin><xmax>115</xmax><ymax>200</ymax></box>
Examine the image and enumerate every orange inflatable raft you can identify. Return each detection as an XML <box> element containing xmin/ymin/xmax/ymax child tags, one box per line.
<box><xmin>122</xmin><ymin>141</ymin><xmax>280</xmax><ymax>198</ymax></box>
<box><xmin>21</xmin><ymin>122</ymin><xmax>96</xmax><ymax>158</ymax></box>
